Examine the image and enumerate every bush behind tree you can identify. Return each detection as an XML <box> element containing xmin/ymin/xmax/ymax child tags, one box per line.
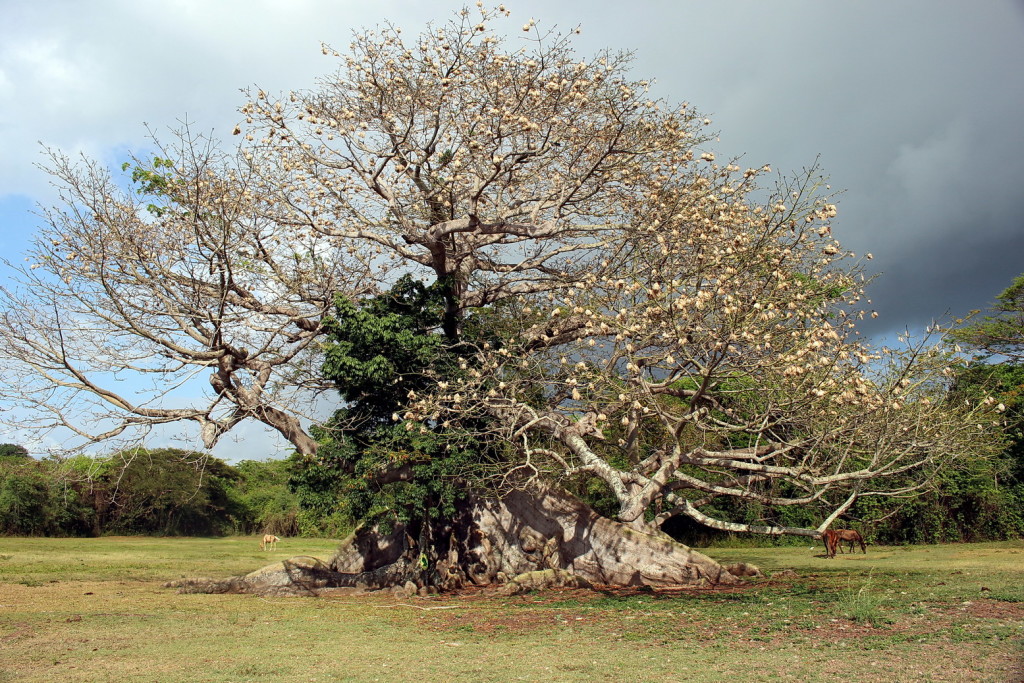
<box><xmin>0</xmin><ymin>447</ymin><xmax>351</xmax><ymax>538</ymax></box>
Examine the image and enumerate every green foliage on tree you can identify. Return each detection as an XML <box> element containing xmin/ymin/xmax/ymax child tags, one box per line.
<box><xmin>0</xmin><ymin>469</ymin><xmax>54</xmax><ymax>535</ymax></box>
<box><xmin>953</xmin><ymin>272</ymin><xmax>1024</xmax><ymax>362</ymax></box>
<box><xmin>120</xmin><ymin>156</ymin><xmax>179</xmax><ymax>216</ymax></box>
<box><xmin>292</xmin><ymin>275</ymin><xmax>504</xmax><ymax>531</ymax></box>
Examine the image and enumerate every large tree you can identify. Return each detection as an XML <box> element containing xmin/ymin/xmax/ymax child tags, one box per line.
<box><xmin>0</xmin><ymin>7</ymin><xmax>1001</xmax><ymax>592</ymax></box>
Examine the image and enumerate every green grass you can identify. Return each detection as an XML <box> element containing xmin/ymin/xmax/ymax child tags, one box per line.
<box><xmin>0</xmin><ymin>536</ymin><xmax>1022</xmax><ymax>682</ymax></box>
<box><xmin>0</xmin><ymin>535</ymin><xmax>341</xmax><ymax>583</ymax></box>
<box><xmin>834</xmin><ymin>572</ymin><xmax>893</xmax><ymax>627</ymax></box>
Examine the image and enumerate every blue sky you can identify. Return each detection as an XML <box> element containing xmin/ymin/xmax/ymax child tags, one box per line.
<box><xmin>2</xmin><ymin>0</ymin><xmax>1023</xmax><ymax>459</ymax></box>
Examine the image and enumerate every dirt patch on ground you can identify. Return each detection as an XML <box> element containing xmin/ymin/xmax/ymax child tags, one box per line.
<box><xmin>408</xmin><ymin>586</ymin><xmax>1024</xmax><ymax>681</ymax></box>
<box><xmin>777</xmin><ymin>597</ymin><xmax>1024</xmax><ymax>649</ymax></box>
<box><xmin>962</xmin><ymin>599</ymin><xmax>1024</xmax><ymax>620</ymax></box>
<box><xmin>0</xmin><ymin>621</ymin><xmax>36</xmax><ymax>644</ymax></box>
<box><xmin>411</xmin><ymin>579</ymin><xmax>1024</xmax><ymax>649</ymax></box>
<box><xmin>443</xmin><ymin>581</ymin><xmax>758</xmax><ymax>602</ymax></box>
<box><xmin>405</xmin><ymin>582</ymin><xmax>767</xmax><ymax>639</ymax></box>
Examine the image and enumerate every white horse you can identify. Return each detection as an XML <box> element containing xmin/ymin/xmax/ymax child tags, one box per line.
<box><xmin>259</xmin><ymin>534</ymin><xmax>280</xmax><ymax>551</ymax></box>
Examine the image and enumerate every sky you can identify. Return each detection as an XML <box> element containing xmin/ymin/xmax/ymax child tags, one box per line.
<box><xmin>2</xmin><ymin>0</ymin><xmax>1023</xmax><ymax>460</ymax></box>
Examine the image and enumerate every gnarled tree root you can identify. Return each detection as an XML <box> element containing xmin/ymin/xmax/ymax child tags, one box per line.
<box><xmin>167</xmin><ymin>485</ymin><xmax>746</xmax><ymax>597</ymax></box>
<box><xmin>164</xmin><ymin>554</ymin><xmax>416</xmax><ymax>597</ymax></box>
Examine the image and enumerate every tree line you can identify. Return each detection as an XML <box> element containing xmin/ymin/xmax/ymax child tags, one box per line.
<box><xmin>0</xmin><ymin>446</ymin><xmax>351</xmax><ymax>538</ymax></box>
<box><xmin>2</xmin><ymin>351</ymin><xmax>1020</xmax><ymax>544</ymax></box>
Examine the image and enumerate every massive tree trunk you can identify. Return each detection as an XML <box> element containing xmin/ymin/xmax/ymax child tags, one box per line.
<box><xmin>168</xmin><ymin>484</ymin><xmax>739</xmax><ymax>596</ymax></box>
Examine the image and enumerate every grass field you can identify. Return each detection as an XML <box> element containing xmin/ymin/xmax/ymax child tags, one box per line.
<box><xmin>1</xmin><ymin>536</ymin><xmax>1021</xmax><ymax>682</ymax></box>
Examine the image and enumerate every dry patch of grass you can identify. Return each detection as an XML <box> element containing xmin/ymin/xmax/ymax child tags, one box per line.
<box><xmin>0</xmin><ymin>537</ymin><xmax>1022</xmax><ymax>682</ymax></box>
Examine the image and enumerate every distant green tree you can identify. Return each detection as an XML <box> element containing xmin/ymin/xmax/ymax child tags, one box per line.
<box><xmin>0</xmin><ymin>455</ymin><xmax>94</xmax><ymax>536</ymax></box>
<box><xmin>0</xmin><ymin>469</ymin><xmax>52</xmax><ymax>535</ymax></box>
<box><xmin>101</xmin><ymin>449</ymin><xmax>242</xmax><ymax>535</ymax></box>
<box><xmin>953</xmin><ymin>273</ymin><xmax>1024</xmax><ymax>362</ymax></box>
<box><xmin>0</xmin><ymin>443</ymin><xmax>30</xmax><ymax>459</ymax></box>
<box><xmin>0</xmin><ymin>448</ymin><xmax>333</xmax><ymax>537</ymax></box>
<box><xmin>232</xmin><ymin>459</ymin><xmax>303</xmax><ymax>536</ymax></box>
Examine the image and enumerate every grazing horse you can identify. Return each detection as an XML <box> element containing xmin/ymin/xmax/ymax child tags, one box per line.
<box><xmin>821</xmin><ymin>529</ymin><xmax>865</xmax><ymax>558</ymax></box>
<box><xmin>833</xmin><ymin>529</ymin><xmax>866</xmax><ymax>554</ymax></box>
<box><xmin>821</xmin><ymin>529</ymin><xmax>840</xmax><ymax>558</ymax></box>
<box><xmin>260</xmin><ymin>534</ymin><xmax>280</xmax><ymax>551</ymax></box>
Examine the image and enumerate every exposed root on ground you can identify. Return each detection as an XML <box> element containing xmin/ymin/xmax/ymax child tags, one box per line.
<box><xmin>167</xmin><ymin>485</ymin><xmax>754</xmax><ymax>597</ymax></box>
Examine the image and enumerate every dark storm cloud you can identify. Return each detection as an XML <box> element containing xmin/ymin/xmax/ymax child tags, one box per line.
<box><xmin>515</xmin><ymin>0</ymin><xmax>1024</xmax><ymax>335</ymax></box>
<box><xmin>639</xmin><ymin>1</ymin><xmax>1024</xmax><ymax>337</ymax></box>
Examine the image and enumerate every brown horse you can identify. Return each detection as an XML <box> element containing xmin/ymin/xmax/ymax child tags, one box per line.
<box><xmin>833</xmin><ymin>529</ymin><xmax>866</xmax><ymax>554</ymax></box>
<box><xmin>821</xmin><ymin>529</ymin><xmax>865</xmax><ymax>558</ymax></box>
<box><xmin>821</xmin><ymin>529</ymin><xmax>839</xmax><ymax>558</ymax></box>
